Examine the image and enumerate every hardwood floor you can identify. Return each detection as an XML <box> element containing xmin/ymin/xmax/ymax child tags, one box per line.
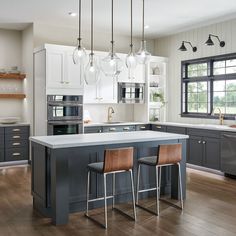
<box><xmin>0</xmin><ymin>166</ymin><xmax>236</xmax><ymax>236</ymax></box>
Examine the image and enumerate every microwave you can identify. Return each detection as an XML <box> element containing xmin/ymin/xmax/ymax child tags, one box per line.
<box><xmin>118</xmin><ymin>83</ymin><xmax>145</xmax><ymax>103</ymax></box>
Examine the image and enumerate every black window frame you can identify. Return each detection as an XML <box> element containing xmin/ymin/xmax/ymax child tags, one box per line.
<box><xmin>181</xmin><ymin>53</ymin><xmax>236</xmax><ymax>120</ymax></box>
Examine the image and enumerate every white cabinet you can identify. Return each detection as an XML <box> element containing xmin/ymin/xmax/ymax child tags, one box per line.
<box><xmin>46</xmin><ymin>47</ymin><xmax>83</xmax><ymax>91</ymax></box>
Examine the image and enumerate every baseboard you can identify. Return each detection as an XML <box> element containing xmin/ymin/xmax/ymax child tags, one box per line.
<box><xmin>186</xmin><ymin>163</ymin><xmax>224</xmax><ymax>176</ymax></box>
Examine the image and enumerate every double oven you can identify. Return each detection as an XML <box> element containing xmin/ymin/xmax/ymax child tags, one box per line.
<box><xmin>47</xmin><ymin>95</ymin><xmax>83</xmax><ymax>135</ymax></box>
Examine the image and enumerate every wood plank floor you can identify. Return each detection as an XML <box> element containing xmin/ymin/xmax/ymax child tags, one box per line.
<box><xmin>0</xmin><ymin>166</ymin><xmax>236</xmax><ymax>236</ymax></box>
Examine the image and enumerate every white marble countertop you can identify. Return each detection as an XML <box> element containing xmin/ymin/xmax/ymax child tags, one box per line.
<box><xmin>0</xmin><ymin>123</ymin><xmax>30</xmax><ymax>127</ymax></box>
<box><xmin>150</xmin><ymin>121</ymin><xmax>236</xmax><ymax>132</ymax></box>
<box><xmin>84</xmin><ymin>122</ymin><xmax>145</xmax><ymax>127</ymax></box>
<box><xmin>30</xmin><ymin>130</ymin><xmax>189</xmax><ymax>149</ymax></box>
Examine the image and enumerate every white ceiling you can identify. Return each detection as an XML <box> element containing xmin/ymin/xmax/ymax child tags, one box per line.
<box><xmin>1</xmin><ymin>0</ymin><xmax>236</xmax><ymax>38</ymax></box>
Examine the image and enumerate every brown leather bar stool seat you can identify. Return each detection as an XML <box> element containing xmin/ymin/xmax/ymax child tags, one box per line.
<box><xmin>136</xmin><ymin>143</ymin><xmax>184</xmax><ymax>215</ymax></box>
<box><xmin>85</xmin><ymin>147</ymin><xmax>136</xmax><ymax>229</ymax></box>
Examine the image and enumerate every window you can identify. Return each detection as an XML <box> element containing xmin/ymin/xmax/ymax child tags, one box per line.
<box><xmin>181</xmin><ymin>53</ymin><xmax>236</xmax><ymax>119</ymax></box>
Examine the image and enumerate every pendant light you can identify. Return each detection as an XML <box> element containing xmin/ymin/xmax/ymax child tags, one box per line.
<box><xmin>126</xmin><ymin>0</ymin><xmax>137</xmax><ymax>78</ymax></box>
<box><xmin>73</xmin><ymin>0</ymin><xmax>86</xmax><ymax>64</ymax></box>
<box><xmin>84</xmin><ymin>0</ymin><xmax>100</xmax><ymax>85</ymax></box>
<box><xmin>136</xmin><ymin>0</ymin><xmax>151</xmax><ymax>64</ymax></box>
<box><xmin>100</xmin><ymin>0</ymin><xmax>123</xmax><ymax>77</ymax></box>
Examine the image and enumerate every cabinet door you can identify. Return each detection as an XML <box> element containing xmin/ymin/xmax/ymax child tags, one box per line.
<box><xmin>203</xmin><ymin>137</ymin><xmax>220</xmax><ymax>170</ymax></box>
<box><xmin>188</xmin><ymin>135</ymin><xmax>203</xmax><ymax>166</ymax></box>
<box><xmin>151</xmin><ymin>124</ymin><xmax>166</xmax><ymax>132</ymax></box>
<box><xmin>84</xmin><ymin>126</ymin><xmax>102</xmax><ymax>134</ymax></box>
<box><xmin>83</xmin><ymin>83</ymin><xmax>98</xmax><ymax>103</ymax></box>
<box><xmin>134</xmin><ymin>64</ymin><xmax>145</xmax><ymax>83</ymax></box>
<box><xmin>166</xmin><ymin>126</ymin><xmax>186</xmax><ymax>134</ymax></box>
<box><xmin>97</xmin><ymin>73</ymin><xmax>117</xmax><ymax>103</ymax></box>
<box><xmin>46</xmin><ymin>50</ymin><xmax>65</xmax><ymax>88</ymax></box>
<box><xmin>64</xmin><ymin>51</ymin><xmax>84</xmax><ymax>88</ymax></box>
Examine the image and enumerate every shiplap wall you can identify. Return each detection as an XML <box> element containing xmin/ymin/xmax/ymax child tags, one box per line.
<box><xmin>154</xmin><ymin>18</ymin><xmax>236</xmax><ymax>125</ymax></box>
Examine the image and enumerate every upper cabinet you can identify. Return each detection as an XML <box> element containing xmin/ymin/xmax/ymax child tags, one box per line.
<box><xmin>117</xmin><ymin>53</ymin><xmax>145</xmax><ymax>83</ymax></box>
<box><xmin>46</xmin><ymin>46</ymin><xmax>83</xmax><ymax>91</ymax></box>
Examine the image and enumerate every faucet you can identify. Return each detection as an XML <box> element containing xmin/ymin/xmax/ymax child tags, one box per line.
<box><xmin>107</xmin><ymin>107</ymin><xmax>115</xmax><ymax>122</ymax></box>
<box><xmin>212</xmin><ymin>107</ymin><xmax>224</xmax><ymax>125</ymax></box>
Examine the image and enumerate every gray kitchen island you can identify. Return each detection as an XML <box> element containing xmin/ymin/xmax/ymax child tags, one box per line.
<box><xmin>30</xmin><ymin>131</ymin><xmax>188</xmax><ymax>225</ymax></box>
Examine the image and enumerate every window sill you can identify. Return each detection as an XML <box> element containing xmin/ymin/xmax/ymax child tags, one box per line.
<box><xmin>181</xmin><ymin>113</ymin><xmax>235</xmax><ymax>120</ymax></box>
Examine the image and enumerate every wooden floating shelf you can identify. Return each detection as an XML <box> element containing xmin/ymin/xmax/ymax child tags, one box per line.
<box><xmin>0</xmin><ymin>94</ymin><xmax>26</xmax><ymax>99</ymax></box>
<box><xmin>0</xmin><ymin>73</ymin><xmax>26</xmax><ymax>80</ymax></box>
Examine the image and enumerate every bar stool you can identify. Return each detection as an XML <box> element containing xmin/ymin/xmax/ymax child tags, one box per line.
<box><xmin>136</xmin><ymin>143</ymin><xmax>183</xmax><ymax>215</ymax></box>
<box><xmin>85</xmin><ymin>147</ymin><xmax>136</xmax><ymax>229</ymax></box>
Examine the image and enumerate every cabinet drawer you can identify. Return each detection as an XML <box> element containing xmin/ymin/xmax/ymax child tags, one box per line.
<box><xmin>151</xmin><ymin>124</ymin><xmax>167</xmax><ymax>132</ymax></box>
<box><xmin>5</xmin><ymin>148</ymin><xmax>29</xmax><ymax>161</ymax></box>
<box><xmin>5</xmin><ymin>139</ymin><xmax>29</xmax><ymax>149</ymax></box>
<box><xmin>5</xmin><ymin>126</ymin><xmax>29</xmax><ymax>135</ymax></box>
<box><xmin>136</xmin><ymin>124</ymin><xmax>150</xmax><ymax>131</ymax></box>
<box><xmin>187</xmin><ymin>128</ymin><xmax>220</xmax><ymax>138</ymax></box>
<box><xmin>166</xmin><ymin>126</ymin><xmax>186</xmax><ymax>134</ymax></box>
<box><xmin>0</xmin><ymin>127</ymin><xmax>4</xmax><ymax>134</ymax></box>
<box><xmin>84</xmin><ymin>126</ymin><xmax>102</xmax><ymax>134</ymax></box>
<box><xmin>5</xmin><ymin>133</ymin><xmax>29</xmax><ymax>141</ymax></box>
<box><xmin>103</xmin><ymin>125</ymin><xmax>136</xmax><ymax>132</ymax></box>
<box><xmin>0</xmin><ymin>149</ymin><xmax>4</xmax><ymax>162</ymax></box>
<box><xmin>0</xmin><ymin>133</ymin><xmax>4</xmax><ymax>148</ymax></box>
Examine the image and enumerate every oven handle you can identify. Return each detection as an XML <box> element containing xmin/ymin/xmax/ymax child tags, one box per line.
<box><xmin>48</xmin><ymin>103</ymin><xmax>83</xmax><ymax>107</ymax></box>
<box><xmin>48</xmin><ymin>121</ymin><xmax>83</xmax><ymax>125</ymax></box>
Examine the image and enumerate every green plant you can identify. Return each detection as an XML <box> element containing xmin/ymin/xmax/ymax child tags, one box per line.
<box><xmin>152</xmin><ymin>92</ymin><xmax>165</xmax><ymax>104</ymax></box>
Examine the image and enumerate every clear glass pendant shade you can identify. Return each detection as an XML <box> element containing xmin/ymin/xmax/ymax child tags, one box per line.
<box><xmin>126</xmin><ymin>49</ymin><xmax>137</xmax><ymax>70</ymax></box>
<box><xmin>136</xmin><ymin>40</ymin><xmax>151</xmax><ymax>64</ymax></box>
<box><xmin>73</xmin><ymin>43</ymin><xmax>86</xmax><ymax>64</ymax></box>
<box><xmin>84</xmin><ymin>54</ymin><xmax>100</xmax><ymax>85</ymax></box>
<box><xmin>100</xmin><ymin>49</ymin><xmax>123</xmax><ymax>76</ymax></box>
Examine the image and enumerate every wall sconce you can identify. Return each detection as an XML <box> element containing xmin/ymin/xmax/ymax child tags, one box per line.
<box><xmin>178</xmin><ymin>41</ymin><xmax>197</xmax><ymax>52</ymax></box>
<box><xmin>205</xmin><ymin>34</ymin><xmax>225</xmax><ymax>47</ymax></box>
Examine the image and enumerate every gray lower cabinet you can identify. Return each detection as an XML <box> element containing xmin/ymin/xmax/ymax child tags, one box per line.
<box><xmin>187</xmin><ymin>129</ymin><xmax>220</xmax><ymax>170</ymax></box>
<box><xmin>166</xmin><ymin>126</ymin><xmax>186</xmax><ymax>134</ymax></box>
<box><xmin>136</xmin><ymin>124</ymin><xmax>150</xmax><ymax>131</ymax></box>
<box><xmin>103</xmin><ymin>125</ymin><xmax>136</xmax><ymax>133</ymax></box>
<box><xmin>0</xmin><ymin>128</ymin><xmax>4</xmax><ymax>162</ymax></box>
<box><xmin>84</xmin><ymin>126</ymin><xmax>102</xmax><ymax>134</ymax></box>
<box><xmin>151</xmin><ymin>124</ymin><xmax>167</xmax><ymax>132</ymax></box>
<box><xmin>3</xmin><ymin>125</ymin><xmax>29</xmax><ymax>162</ymax></box>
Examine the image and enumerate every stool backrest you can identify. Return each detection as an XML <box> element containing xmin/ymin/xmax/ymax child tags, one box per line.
<box><xmin>157</xmin><ymin>144</ymin><xmax>182</xmax><ymax>165</ymax></box>
<box><xmin>103</xmin><ymin>147</ymin><xmax>134</xmax><ymax>173</ymax></box>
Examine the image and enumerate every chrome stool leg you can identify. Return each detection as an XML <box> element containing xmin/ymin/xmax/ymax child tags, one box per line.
<box><xmin>156</xmin><ymin>166</ymin><xmax>159</xmax><ymax>216</ymax></box>
<box><xmin>159</xmin><ymin>166</ymin><xmax>162</xmax><ymax>199</ymax></box>
<box><xmin>86</xmin><ymin>170</ymin><xmax>90</xmax><ymax>216</ymax></box>
<box><xmin>130</xmin><ymin>169</ymin><xmax>137</xmax><ymax>221</ymax></box>
<box><xmin>112</xmin><ymin>173</ymin><xmax>115</xmax><ymax>209</ymax></box>
<box><xmin>104</xmin><ymin>174</ymin><xmax>107</xmax><ymax>229</ymax></box>
<box><xmin>177</xmin><ymin>163</ymin><xmax>184</xmax><ymax>210</ymax></box>
<box><xmin>136</xmin><ymin>164</ymin><xmax>141</xmax><ymax>205</ymax></box>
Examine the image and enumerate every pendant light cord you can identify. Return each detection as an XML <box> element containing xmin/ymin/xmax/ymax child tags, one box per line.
<box><xmin>142</xmin><ymin>0</ymin><xmax>144</xmax><ymax>41</ymax></box>
<box><xmin>130</xmin><ymin>0</ymin><xmax>133</xmax><ymax>50</ymax></box>
<box><xmin>91</xmin><ymin>0</ymin><xmax>94</xmax><ymax>55</ymax></box>
<box><xmin>111</xmin><ymin>0</ymin><xmax>114</xmax><ymax>54</ymax></box>
<box><xmin>77</xmin><ymin>0</ymin><xmax>82</xmax><ymax>46</ymax></box>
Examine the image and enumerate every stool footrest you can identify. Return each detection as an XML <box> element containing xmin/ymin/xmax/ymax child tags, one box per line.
<box><xmin>159</xmin><ymin>198</ymin><xmax>183</xmax><ymax>210</ymax></box>
<box><xmin>135</xmin><ymin>203</ymin><xmax>158</xmax><ymax>216</ymax></box>
<box><xmin>88</xmin><ymin>195</ymin><xmax>114</xmax><ymax>203</ymax></box>
<box><xmin>138</xmin><ymin>187</ymin><xmax>159</xmax><ymax>193</ymax></box>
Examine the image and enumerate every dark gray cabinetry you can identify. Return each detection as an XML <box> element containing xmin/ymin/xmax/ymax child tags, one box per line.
<box><xmin>103</xmin><ymin>125</ymin><xmax>136</xmax><ymax>133</ymax></box>
<box><xmin>4</xmin><ymin>125</ymin><xmax>29</xmax><ymax>162</ymax></box>
<box><xmin>166</xmin><ymin>126</ymin><xmax>186</xmax><ymax>134</ymax></box>
<box><xmin>0</xmin><ymin>128</ymin><xmax>4</xmax><ymax>162</ymax></box>
<box><xmin>151</xmin><ymin>124</ymin><xmax>167</xmax><ymax>132</ymax></box>
<box><xmin>84</xmin><ymin>126</ymin><xmax>102</xmax><ymax>134</ymax></box>
<box><xmin>136</xmin><ymin>124</ymin><xmax>150</xmax><ymax>131</ymax></box>
<box><xmin>221</xmin><ymin>132</ymin><xmax>236</xmax><ymax>175</ymax></box>
<box><xmin>187</xmin><ymin>129</ymin><xmax>220</xmax><ymax>170</ymax></box>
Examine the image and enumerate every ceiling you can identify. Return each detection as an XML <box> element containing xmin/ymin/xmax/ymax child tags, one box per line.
<box><xmin>1</xmin><ymin>0</ymin><xmax>236</xmax><ymax>38</ymax></box>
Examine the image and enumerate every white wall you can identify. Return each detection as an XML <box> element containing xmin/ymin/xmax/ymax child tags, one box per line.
<box><xmin>0</xmin><ymin>29</ymin><xmax>24</xmax><ymax>119</ymax></box>
<box><xmin>155</xmin><ymin>18</ymin><xmax>236</xmax><ymax>125</ymax></box>
<box><xmin>22</xmin><ymin>24</ymin><xmax>34</xmax><ymax>132</ymax></box>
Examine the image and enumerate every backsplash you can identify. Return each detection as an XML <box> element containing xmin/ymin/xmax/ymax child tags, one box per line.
<box><xmin>84</xmin><ymin>104</ymin><xmax>134</xmax><ymax>123</ymax></box>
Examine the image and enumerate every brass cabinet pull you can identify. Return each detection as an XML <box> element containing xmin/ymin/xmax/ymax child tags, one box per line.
<box><xmin>13</xmin><ymin>129</ymin><xmax>20</xmax><ymax>132</ymax></box>
<box><xmin>156</xmin><ymin>126</ymin><xmax>162</xmax><ymax>129</ymax></box>
<box><xmin>123</xmin><ymin>127</ymin><xmax>130</xmax><ymax>131</ymax></box>
<box><xmin>13</xmin><ymin>153</ymin><xmax>21</xmax><ymax>156</ymax></box>
<box><xmin>109</xmin><ymin>128</ymin><xmax>116</xmax><ymax>131</ymax></box>
<box><xmin>13</xmin><ymin>136</ymin><xmax>20</xmax><ymax>139</ymax></box>
<box><xmin>12</xmin><ymin>143</ymin><xmax>20</xmax><ymax>146</ymax></box>
<box><xmin>140</xmin><ymin>126</ymin><xmax>146</xmax><ymax>129</ymax></box>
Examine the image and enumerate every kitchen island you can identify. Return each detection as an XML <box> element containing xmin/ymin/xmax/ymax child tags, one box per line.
<box><xmin>30</xmin><ymin>131</ymin><xmax>188</xmax><ymax>225</ymax></box>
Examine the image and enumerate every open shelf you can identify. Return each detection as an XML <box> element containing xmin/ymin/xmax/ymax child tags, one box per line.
<box><xmin>0</xmin><ymin>94</ymin><xmax>26</xmax><ymax>99</ymax></box>
<box><xmin>0</xmin><ymin>73</ymin><xmax>26</xmax><ymax>80</ymax></box>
